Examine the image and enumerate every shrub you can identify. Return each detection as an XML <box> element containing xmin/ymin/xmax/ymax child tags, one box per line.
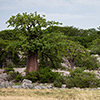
<box><xmin>25</xmin><ymin>67</ymin><xmax>60</xmax><ymax>83</ymax></box>
<box><xmin>5</xmin><ymin>67</ymin><xmax>14</xmax><ymax>73</ymax></box>
<box><xmin>66</xmin><ymin>68</ymin><xmax>100</xmax><ymax>88</ymax></box>
<box><xmin>15</xmin><ymin>74</ymin><xmax>24</xmax><ymax>82</ymax></box>
<box><xmin>25</xmin><ymin>71</ymin><xmax>39</xmax><ymax>82</ymax></box>
<box><xmin>7</xmin><ymin>63</ymin><xmax>14</xmax><ymax>68</ymax></box>
<box><xmin>53</xmin><ymin>76</ymin><xmax>66</xmax><ymax>88</ymax></box>
<box><xmin>53</xmin><ymin>81</ymin><xmax>62</xmax><ymax>88</ymax></box>
<box><xmin>53</xmin><ymin>68</ymin><xmax>100</xmax><ymax>88</ymax></box>
<box><xmin>65</xmin><ymin>77</ymin><xmax>74</xmax><ymax>88</ymax></box>
<box><xmin>7</xmin><ymin>71</ymin><xmax>20</xmax><ymax>81</ymax></box>
<box><xmin>39</xmin><ymin>67</ymin><xmax>59</xmax><ymax>83</ymax></box>
<box><xmin>75</xmin><ymin>56</ymin><xmax>99</xmax><ymax>70</ymax></box>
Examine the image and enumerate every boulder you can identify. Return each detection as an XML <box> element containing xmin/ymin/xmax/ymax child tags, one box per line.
<box><xmin>12</xmin><ymin>85</ymin><xmax>21</xmax><ymax>89</ymax></box>
<box><xmin>33</xmin><ymin>84</ymin><xmax>53</xmax><ymax>89</ymax></box>
<box><xmin>13</xmin><ymin>68</ymin><xmax>26</xmax><ymax>73</ymax></box>
<box><xmin>61</xmin><ymin>84</ymin><xmax>66</xmax><ymax>89</ymax></box>
<box><xmin>0</xmin><ymin>69</ymin><xmax>5</xmax><ymax>74</ymax></box>
<box><xmin>0</xmin><ymin>81</ymin><xmax>13</xmax><ymax>88</ymax></box>
<box><xmin>46</xmin><ymin>85</ymin><xmax>53</xmax><ymax>89</ymax></box>
<box><xmin>21</xmin><ymin>79</ymin><xmax>34</xmax><ymax>89</ymax></box>
<box><xmin>0</xmin><ymin>73</ymin><xmax>9</xmax><ymax>83</ymax></box>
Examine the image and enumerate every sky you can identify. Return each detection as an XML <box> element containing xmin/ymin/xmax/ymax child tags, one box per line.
<box><xmin>0</xmin><ymin>0</ymin><xmax>100</xmax><ymax>31</ymax></box>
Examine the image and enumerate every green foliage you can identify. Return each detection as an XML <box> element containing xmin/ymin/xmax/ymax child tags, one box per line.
<box><xmin>65</xmin><ymin>77</ymin><xmax>75</xmax><ymax>88</ymax></box>
<box><xmin>70</xmin><ymin>68</ymin><xmax>84</xmax><ymax>75</ymax></box>
<box><xmin>39</xmin><ymin>67</ymin><xmax>59</xmax><ymax>83</ymax></box>
<box><xmin>7</xmin><ymin>71</ymin><xmax>20</xmax><ymax>81</ymax></box>
<box><xmin>25</xmin><ymin>67</ymin><xmax>60</xmax><ymax>83</ymax></box>
<box><xmin>8</xmin><ymin>71</ymin><xmax>24</xmax><ymax>82</ymax></box>
<box><xmin>88</xmin><ymin>38</ymin><xmax>100</xmax><ymax>55</ymax></box>
<box><xmin>38</xmin><ymin>31</ymin><xmax>66</xmax><ymax>69</ymax></box>
<box><xmin>0</xmin><ymin>30</ymin><xmax>22</xmax><ymax>68</ymax></box>
<box><xmin>6</xmin><ymin>12</ymin><xmax>61</xmax><ymax>53</ymax></box>
<box><xmin>53</xmin><ymin>76</ymin><xmax>66</xmax><ymax>88</ymax></box>
<box><xmin>47</xmin><ymin>26</ymin><xmax>99</xmax><ymax>48</ymax></box>
<box><xmin>62</xmin><ymin>40</ymin><xmax>89</xmax><ymax>69</ymax></box>
<box><xmin>15</xmin><ymin>74</ymin><xmax>24</xmax><ymax>82</ymax></box>
<box><xmin>5</xmin><ymin>11</ymin><xmax>66</xmax><ymax>71</ymax></box>
<box><xmin>25</xmin><ymin>71</ymin><xmax>39</xmax><ymax>82</ymax></box>
<box><xmin>75</xmin><ymin>56</ymin><xmax>99</xmax><ymax>70</ymax></box>
<box><xmin>5</xmin><ymin>68</ymin><xmax>14</xmax><ymax>73</ymax></box>
<box><xmin>66</xmin><ymin>68</ymin><xmax>100</xmax><ymax>88</ymax></box>
<box><xmin>53</xmin><ymin>68</ymin><xmax>100</xmax><ymax>88</ymax></box>
<box><xmin>53</xmin><ymin>81</ymin><xmax>62</xmax><ymax>88</ymax></box>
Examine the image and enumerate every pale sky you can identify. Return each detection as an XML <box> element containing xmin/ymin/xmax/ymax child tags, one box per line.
<box><xmin>0</xmin><ymin>0</ymin><xmax>100</xmax><ymax>31</ymax></box>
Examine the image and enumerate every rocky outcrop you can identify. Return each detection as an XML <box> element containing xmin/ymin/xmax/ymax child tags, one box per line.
<box><xmin>13</xmin><ymin>68</ymin><xmax>26</xmax><ymax>76</ymax></box>
<box><xmin>0</xmin><ymin>73</ymin><xmax>9</xmax><ymax>82</ymax></box>
<box><xmin>61</xmin><ymin>84</ymin><xmax>66</xmax><ymax>89</ymax></box>
<box><xmin>21</xmin><ymin>79</ymin><xmax>34</xmax><ymax>89</ymax></box>
<box><xmin>33</xmin><ymin>83</ymin><xmax>53</xmax><ymax>89</ymax></box>
<box><xmin>0</xmin><ymin>69</ymin><xmax>5</xmax><ymax>74</ymax></box>
<box><xmin>52</xmin><ymin>69</ymin><xmax>70</xmax><ymax>76</ymax></box>
<box><xmin>0</xmin><ymin>81</ymin><xmax>13</xmax><ymax>88</ymax></box>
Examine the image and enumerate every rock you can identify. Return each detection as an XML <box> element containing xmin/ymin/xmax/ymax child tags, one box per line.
<box><xmin>0</xmin><ymin>81</ymin><xmax>13</xmax><ymax>88</ymax></box>
<box><xmin>46</xmin><ymin>85</ymin><xmax>53</xmax><ymax>89</ymax></box>
<box><xmin>21</xmin><ymin>79</ymin><xmax>33</xmax><ymax>89</ymax></box>
<box><xmin>13</xmin><ymin>68</ymin><xmax>26</xmax><ymax>73</ymax></box>
<box><xmin>97</xmin><ymin>87</ymin><xmax>100</xmax><ymax>90</ymax></box>
<box><xmin>21</xmin><ymin>72</ymin><xmax>26</xmax><ymax>76</ymax></box>
<box><xmin>12</xmin><ymin>85</ymin><xmax>21</xmax><ymax>88</ymax></box>
<box><xmin>0</xmin><ymin>69</ymin><xmax>5</xmax><ymax>74</ymax></box>
<box><xmin>33</xmin><ymin>84</ymin><xmax>53</xmax><ymax>89</ymax></box>
<box><xmin>9</xmin><ymin>81</ymin><xmax>13</xmax><ymax>87</ymax></box>
<box><xmin>61</xmin><ymin>84</ymin><xmax>66</xmax><ymax>89</ymax></box>
<box><xmin>0</xmin><ymin>73</ymin><xmax>9</xmax><ymax>83</ymax></box>
<box><xmin>39</xmin><ymin>84</ymin><xmax>46</xmax><ymax>89</ymax></box>
<box><xmin>84</xmin><ymin>70</ymin><xmax>90</xmax><ymax>72</ymax></box>
<box><xmin>22</xmin><ymin>79</ymin><xmax>32</xmax><ymax>84</ymax></box>
<box><xmin>52</xmin><ymin>69</ymin><xmax>70</xmax><ymax>76</ymax></box>
<box><xmin>34</xmin><ymin>85</ymin><xmax>42</xmax><ymax>89</ymax></box>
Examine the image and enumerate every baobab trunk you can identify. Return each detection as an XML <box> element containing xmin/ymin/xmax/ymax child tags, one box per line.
<box><xmin>26</xmin><ymin>50</ymin><xmax>39</xmax><ymax>73</ymax></box>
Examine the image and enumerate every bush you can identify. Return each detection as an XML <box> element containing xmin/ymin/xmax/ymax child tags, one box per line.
<box><xmin>25</xmin><ymin>71</ymin><xmax>39</xmax><ymax>82</ymax></box>
<box><xmin>39</xmin><ymin>67</ymin><xmax>59</xmax><ymax>83</ymax></box>
<box><xmin>66</xmin><ymin>68</ymin><xmax>100</xmax><ymax>88</ymax></box>
<box><xmin>65</xmin><ymin>77</ymin><xmax>74</xmax><ymax>88</ymax></box>
<box><xmin>53</xmin><ymin>76</ymin><xmax>66</xmax><ymax>88</ymax></box>
<box><xmin>25</xmin><ymin>67</ymin><xmax>60</xmax><ymax>83</ymax></box>
<box><xmin>7</xmin><ymin>63</ymin><xmax>14</xmax><ymax>68</ymax></box>
<box><xmin>5</xmin><ymin>67</ymin><xmax>14</xmax><ymax>73</ymax></box>
<box><xmin>7</xmin><ymin>71</ymin><xmax>20</xmax><ymax>81</ymax></box>
<box><xmin>75</xmin><ymin>56</ymin><xmax>99</xmax><ymax>70</ymax></box>
<box><xmin>53</xmin><ymin>68</ymin><xmax>100</xmax><ymax>88</ymax></box>
<box><xmin>8</xmin><ymin>71</ymin><xmax>24</xmax><ymax>82</ymax></box>
<box><xmin>15</xmin><ymin>74</ymin><xmax>24</xmax><ymax>82</ymax></box>
<box><xmin>53</xmin><ymin>81</ymin><xmax>62</xmax><ymax>88</ymax></box>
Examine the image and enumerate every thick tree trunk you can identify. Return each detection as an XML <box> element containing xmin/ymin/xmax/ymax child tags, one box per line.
<box><xmin>26</xmin><ymin>50</ymin><xmax>39</xmax><ymax>73</ymax></box>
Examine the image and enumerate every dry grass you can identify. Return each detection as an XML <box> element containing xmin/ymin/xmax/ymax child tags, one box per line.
<box><xmin>0</xmin><ymin>88</ymin><xmax>100</xmax><ymax>100</ymax></box>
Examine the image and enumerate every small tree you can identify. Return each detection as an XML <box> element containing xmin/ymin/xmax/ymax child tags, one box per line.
<box><xmin>62</xmin><ymin>40</ymin><xmax>89</xmax><ymax>70</ymax></box>
<box><xmin>6</xmin><ymin>11</ymin><xmax>66</xmax><ymax>72</ymax></box>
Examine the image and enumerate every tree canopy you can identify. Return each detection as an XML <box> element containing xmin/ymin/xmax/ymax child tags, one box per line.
<box><xmin>6</xmin><ymin>11</ymin><xmax>66</xmax><ymax>72</ymax></box>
